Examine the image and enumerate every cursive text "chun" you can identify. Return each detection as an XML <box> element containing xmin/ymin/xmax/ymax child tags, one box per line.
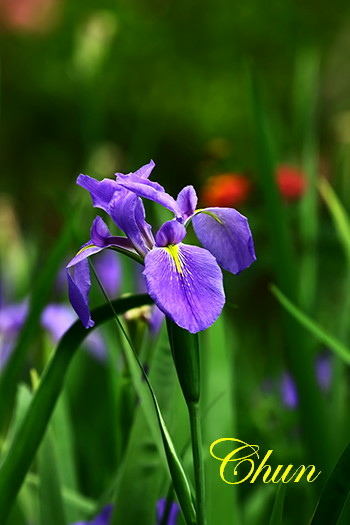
<box><xmin>209</xmin><ymin>438</ymin><xmax>321</xmax><ymax>485</ymax></box>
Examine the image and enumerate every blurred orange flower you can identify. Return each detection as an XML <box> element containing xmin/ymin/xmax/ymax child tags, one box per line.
<box><xmin>200</xmin><ymin>173</ymin><xmax>252</xmax><ymax>208</ymax></box>
<box><xmin>0</xmin><ymin>0</ymin><xmax>59</xmax><ymax>33</ymax></box>
<box><xmin>276</xmin><ymin>164</ymin><xmax>308</xmax><ymax>201</ymax></box>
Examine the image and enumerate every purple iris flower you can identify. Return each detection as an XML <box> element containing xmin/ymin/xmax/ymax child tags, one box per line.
<box><xmin>67</xmin><ymin>161</ymin><xmax>256</xmax><ymax>334</ymax></box>
<box><xmin>71</xmin><ymin>505</ymin><xmax>113</xmax><ymax>525</ymax></box>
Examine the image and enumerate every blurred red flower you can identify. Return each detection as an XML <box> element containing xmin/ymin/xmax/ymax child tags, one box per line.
<box><xmin>0</xmin><ymin>0</ymin><xmax>59</xmax><ymax>33</ymax></box>
<box><xmin>276</xmin><ymin>165</ymin><xmax>308</xmax><ymax>201</ymax></box>
<box><xmin>200</xmin><ymin>173</ymin><xmax>252</xmax><ymax>208</ymax></box>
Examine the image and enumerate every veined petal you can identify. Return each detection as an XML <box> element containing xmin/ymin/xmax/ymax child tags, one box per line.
<box><xmin>116</xmin><ymin>174</ymin><xmax>182</xmax><ymax>217</ymax></box>
<box><xmin>143</xmin><ymin>244</ymin><xmax>225</xmax><ymax>333</ymax></box>
<box><xmin>176</xmin><ymin>185</ymin><xmax>198</xmax><ymax>220</ymax></box>
<box><xmin>192</xmin><ymin>207</ymin><xmax>256</xmax><ymax>274</ymax></box>
<box><xmin>77</xmin><ymin>174</ymin><xmax>119</xmax><ymax>212</ymax></box>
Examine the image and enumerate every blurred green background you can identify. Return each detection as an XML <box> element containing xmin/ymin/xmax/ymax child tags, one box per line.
<box><xmin>2</xmin><ymin>0</ymin><xmax>350</xmax><ymax>233</ymax></box>
<box><xmin>3</xmin><ymin>1</ymin><xmax>350</xmax><ymax>524</ymax></box>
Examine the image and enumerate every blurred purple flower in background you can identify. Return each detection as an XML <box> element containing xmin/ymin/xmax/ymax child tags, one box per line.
<box><xmin>71</xmin><ymin>505</ymin><xmax>113</xmax><ymax>525</ymax></box>
<box><xmin>69</xmin><ymin>500</ymin><xmax>179</xmax><ymax>525</ymax></box>
<box><xmin>315</xmin><ymin>351</ymin><xmax>332</xmax><ymax>392</ymax></box>
<box><xmin>280</xmin><ymin>372</ymin><xmax>298</xmax><ymax>410</ymax></box>
<box><xmin>0</xmin><ymin>301</ymin><xmax>28</xmax><ymax>369</ymax></box>
<box><xmin>279</xmin><ymin>352</ymin><xmax>332</xmax><ymax>410</ymax></box>
<box><xmin>67</xmin><ymin>161</ymin><xmax>256</xmax><ymax>333</ymax></box>
<box><xmin>156</xmin><ymin>499</ymin><xmax>179</xmax><ymax>525</ymax></box>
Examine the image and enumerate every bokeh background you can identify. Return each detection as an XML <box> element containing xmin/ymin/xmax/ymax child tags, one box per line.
<box><xmin>3</xmin><ymin>1</ymin><xmax>350</xmax><ymax>524</ymax></box>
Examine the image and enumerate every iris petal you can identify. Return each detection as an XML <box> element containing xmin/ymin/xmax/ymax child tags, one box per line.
<box><xmin>77</xmin><ymin>175</ymin><xmax>119</xmax><ymax>212</ymax></box>
<box><xmin>67</xmin><ymin>217</ymin><xmax>134</xmax><ymax>328</ymax></box>
<box><xmin>109</xmin><ymin>193</ymin><xmax>154</xmax><ymax>256</ymax></box>
<box><xmin>155</xmin><ymin>220</ymin><xmax>186</xmax><ymax>247</ymax></box>
<box><xmin>176</xmin><ymin>185</ymin><xmax>198</xmax><ymax>220</ymax></box>
<box><xmin>115</xmin><ymin>159</ymin><xmax>155</xmax><ymax>180</ymax></box>
<box><xmin>192</xmin><ymin>207</ymin><xmax>256</xmax><ymax>274</ymax></box>
<box><xmin>116</xmin><ymin>174</ymin><xmax>182</xmax><ymax>217</ymax></box>
<box><xmin>143</xmin><ymin>243</ymin><xmax>225</xmax><ymax>333</ymax></box>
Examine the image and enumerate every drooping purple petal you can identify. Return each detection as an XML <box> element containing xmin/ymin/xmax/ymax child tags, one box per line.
<box><xmin>176</xmin><ymin>185</ymin><xmax>198</xmax><ymax>220</ymax></box>
<box><xmin>116</xmin><ymin>174</ymin><xmax>182</xmax><ymax>218</ymax></box>
<box><xmin>143</xmin><ymin>243</ymin><xmax>225</xmax><ymax>333</ymax></box>
<box><xmin>67</xmin><ymin>259</ymin><xmax>94</xmax><ymax>329</ymax></box>
<box><xmin>156</xmin><ymin>499</ymin><xmax>180</xmax><ymax>525</ymax></box>
<box><xmin>109</xmin><ymin>192</ymin><xmax>154</xmax><ymax>256</ymax></box>
<box><xmin>192</xmin><ymin>207</ymin><xmax>256</xmax><ymax>274</ymax></box>
<box><xmin>280</xmin><ymin>373</ymin><xmax>298</xmax><ymax>409</ymax></box>
<box><xmin>67</xmin><ymin>218</ymin><xmax>135</xmax><ymax>329</ymax></box>
<box><xmin>71</xmin><ymin>504</ymin><xmax>113</xmax><ymax>525</ymax></box>
<box><xmin>77</xmin><ymin>175</ymin><xmax>119</xmax><ymax>213</ymax></box>
<box><xmin>155</xmin><ymin>220</ymin><xmax>186</xmax><ymax>247</ymax></box>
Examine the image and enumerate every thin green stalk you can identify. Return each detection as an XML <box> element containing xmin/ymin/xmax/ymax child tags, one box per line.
<box><xmin>188</xmin><ymin>402</ymin><xmax>206</xmax><ymax>525</ymax></box>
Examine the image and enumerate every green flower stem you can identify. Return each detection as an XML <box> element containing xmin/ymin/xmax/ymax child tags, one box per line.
<box><xmin>166</xmin><ymin>319</ymin><xmax>206</xmax><ymax>525</ymax></box>
<box><xmin>188</xmin><ymin>401</ymin><xmax>206</xmax><ymax>525</ymax></box>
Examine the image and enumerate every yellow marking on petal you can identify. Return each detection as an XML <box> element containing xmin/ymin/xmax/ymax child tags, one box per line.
<box><xmin>76</xmin><ymin>243</ymin><xmax>97</xmax><ymax>256</ymax></box>
<box><xmin>165</xmin><ymin>244</ymin><xmax>183</xmax><ymax>274</ymax></box>
<box><xmin>194</xmin><ymin>209</ymin><xmax>224</xmax><ymax>225</ymax></box>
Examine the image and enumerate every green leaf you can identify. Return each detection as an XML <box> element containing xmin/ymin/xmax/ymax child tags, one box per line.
<box><xmin>310</xmin><ymin>440</ymin><xmax>350</xmax><ymax>524</ymax></box>
<box><xmin>38</xmin><ymin>427</ymin><xmax>66</xmax><ymax>525</ymax></box>
<box><xmin>0</xmin><ymin>216</ymin><xmax>75</xmax><ymax>430</ymax></box>
<box><xmin>108</xmin><ymin>317</ymin><xmax>196</xmax><ymax>525</ymax></box>
<box><xmin>0</xmin><ymin>294</ymin><xmax>152</xmax><ymax>522</ymax></box>
<box><xmin>111</xmin><ymin>340</ymin><xmax>176</xmax><ymax>525</ymax></box>
<box><xmin>270</xmin><ymin>284</ymin><xmax>350</xmax><ymax>365</ymax></box>
<box><xmin>269</xmin><ymin>484</ymin><xmax>286</xmax><ymax>525</ymax></box>
<box><xmin>319</xmin><ymin>177</ymin><xmax>350</xmax><ymax>264</ymax></box>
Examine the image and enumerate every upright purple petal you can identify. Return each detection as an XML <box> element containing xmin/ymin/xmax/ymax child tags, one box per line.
<box><xmin>109</xmin><ymin>192</ymin><xmax>154</xmax><ymax>256</ymax></box>
<box><xmin>176</xmin><ymin>186</ymin><xmax>198</xmax><ymax>220</ymax></box>
<box><xmin>155</xmin><ymin>220</ymin><xmax>186</xmax><ymax>247</ymax></box>
<box><xmin>90</xmin><ymin>216</ymin><xmax>136</xmax><ymax>252</ymax></box>
<box><xmin>156</xmin><ymin>499</ymin><xmax>180</xmax><ymax>525</ymax></box>
<box><xmin>143</xmin><ymin>243</ymin><xmax>225</xmax><ymax>333</ymax></box>
<box><xmin>71</xmin><ymin>504</ymin><xmax>113</xmax><ymax>525</ymax></box>
<box><xmin>116</xmin><ymin>159</ymin><xmax>155</xmax><ymax>180</ymax></box>
<box><xmin>116</xmin><ymin>175</ymin><xmax>182</xmax><ymax>218</ymax></box>
<box><xmin>77</xmin><ymin>175</ymin><xmax>119</xmax><ymax>213</ymax></box>
<box><xmin>192</xmin><ymin>207</ymin><xmax>256</xmax><ymax>274</ymax></box>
